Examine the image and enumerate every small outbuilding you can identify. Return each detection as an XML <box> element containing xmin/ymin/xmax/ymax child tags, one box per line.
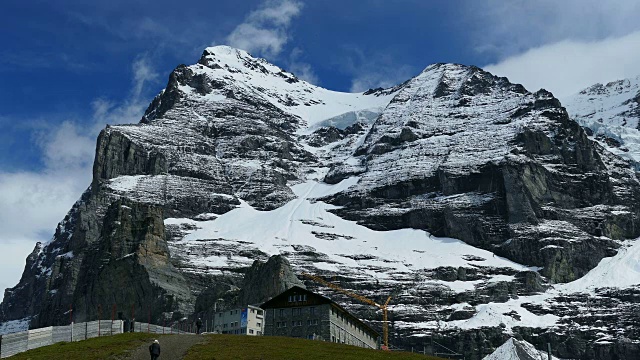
<box><xmin>261</xmin><ymin>286</ymin><xmax>379</xmax><ymax>349</ymax></box>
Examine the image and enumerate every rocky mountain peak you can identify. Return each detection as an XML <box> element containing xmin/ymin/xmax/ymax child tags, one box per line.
<box><xmin>3</xmin><ymin>46</ymin><xmax>640</xmax><ymax>359</ymax></box>
<box><xmin>198</xmin><ymin>45</ymin><xmax>300</xmax><ymax>83</ymax></box>
<box><xmin>562</xmin><ymin>74</ymin><xmax>640</xmax><ymax>167</ymax></box>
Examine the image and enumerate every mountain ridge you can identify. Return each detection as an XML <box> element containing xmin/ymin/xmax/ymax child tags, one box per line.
<box><xmin>2</xmin><ymin>46</ymin><xmax>640</xmax><ymax>360</ymax></box>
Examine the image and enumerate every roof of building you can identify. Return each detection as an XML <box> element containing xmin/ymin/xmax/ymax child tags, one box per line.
<box><xmin>260</xmin><ymin>286</ymin><xmax>380</xmax><ymax>337</ymax></box>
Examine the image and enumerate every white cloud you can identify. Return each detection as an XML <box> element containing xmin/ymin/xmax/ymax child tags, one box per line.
<box><xmin>484</xmin><ymin>31</ymin><xmax>640</xmax><ymax>98</ymax></box>
<box><xmin>467</xmin><ymin>0</ymin><xmax>640</xmax><ymax>58</ymax></box>
<box><xmin>132</xmin><ymin>56</ymin><xmax>159</xmax><ymax>99</ymax></box>
<box><xmin>0</xmin><ymin>56</ymin><xmax>157</xmax><ymax>301</ymax></box>
<box><xmin>226</xmin><ymin>0</ymin><xmax>303</xmax><ymax>57</ymax></box>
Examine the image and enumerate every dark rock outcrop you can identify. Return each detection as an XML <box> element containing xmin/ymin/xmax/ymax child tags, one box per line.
<box><xmin>237</xmin><ymin>255</ymin><xmax>305</xmax><ymax>306</ymax></box>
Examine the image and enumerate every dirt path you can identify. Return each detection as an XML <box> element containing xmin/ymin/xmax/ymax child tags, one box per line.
<box><xmin>125</xmin><ymin>334</ymin><xmax>205</xmax><ymax>360</ymax></box>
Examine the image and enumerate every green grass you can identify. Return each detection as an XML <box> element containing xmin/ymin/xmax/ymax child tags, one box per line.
<box><xmin>9</xmin><ymin>332</ymin><xmax>156</xmax><ymax>360</ymax></box>
<box><xmin>184</xmin><ymin>335</ymin><xmax>444</xmax><ymax>360</ymax></box>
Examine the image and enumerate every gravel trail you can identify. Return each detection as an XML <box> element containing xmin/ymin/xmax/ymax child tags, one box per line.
<box><xmin>125</xmin><ymin>334</ymin><xmax>205</xmax><ymax>360</ymax></box>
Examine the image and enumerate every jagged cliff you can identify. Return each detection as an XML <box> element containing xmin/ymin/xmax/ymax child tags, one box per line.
<box><xmin>2</xmin><ymin>46</ymin><xmax>640</xmax><ymax>359</ymax></box>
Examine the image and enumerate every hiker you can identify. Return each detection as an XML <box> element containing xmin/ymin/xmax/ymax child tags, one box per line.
<box><xmin>196</xmin><ymin>317</ymin><xmax>203</xmax><ymax>334</ymax></box>
<box><xmin>149</xmin><ymin>339</ymin><xmax>161</xmax><ymax>360</ymax></box>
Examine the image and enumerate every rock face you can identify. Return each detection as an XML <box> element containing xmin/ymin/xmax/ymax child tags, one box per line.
<box><xmin>561</xmin><ymin>76</ymin><xmax>640</xmax><ymax>167</ymax></box>
<box><xmin>1</xmin><ymin>190</ymin><xmax>192</xmax><ymax>328</ymax></box>
<box><xmin>238</xmin><ymin>255</ymin><xmax>305</xmax><ymax>307</ymax></box>
<box><xmin>2</xmin><ymin>46</ymin><xmax>640</xmax><ymax>359</ymax></box>
<box><xmin>326</xmin><ymin>64</ymin><xmax>640</xmax><ymax>283</ymax></box>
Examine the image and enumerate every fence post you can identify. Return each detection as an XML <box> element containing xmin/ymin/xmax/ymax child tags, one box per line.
<box><xmin>98</xmin><ymin>304</ymin><xmax>102</xmax><ymax>337</ymax></box>
<box><xmin>70</xmin><ymin>304</ymin><xmax>74</xmax><ymax>342</ymax></box>
<box><xmin>85</xmin><ymin>322</ymin><xmax>88</xmax><ymax>340</ymax></box>
<box><xmin>111</xmin><ymin>304</ymin><xmax>115</xmax><ymax>336</ymax></box>
<box><xmin>1</xmin><ymin>334</ymin><xmax>3</xmax><ymax>357</ymax></box>
<box><xmin>148</xmin><ymin>308</ymin><xmax>150</xmax><ymax>333</ymax></box>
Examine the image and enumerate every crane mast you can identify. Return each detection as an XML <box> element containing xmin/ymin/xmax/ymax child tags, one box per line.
<box><xmin>302</xmin><ymin>272</ymin><xmax>392</xmax><ymax>350</ymax></box>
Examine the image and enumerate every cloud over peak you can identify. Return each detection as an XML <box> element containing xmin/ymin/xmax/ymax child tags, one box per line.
<box><xmin>226</xmin><ymin>0</ymin><xmax>303</xmax><ymax>57</ymax></box>
<box><xmin>485</xmin><ymin>31</ymin><xmax>640</xmax><ymax>98</ymax></box>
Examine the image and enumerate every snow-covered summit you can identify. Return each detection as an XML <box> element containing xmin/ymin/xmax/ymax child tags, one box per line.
<box><xmin>143</xmin><ymin>45</ymin><xmax>397</xmax><ymax>130</ymax></box>
<box><xmin>562</xmin><ymin>75</ymin><xmax>640</xmax><ymax>165</ymax></box>
<box><xmin>483</xmin><ymin>338</ymin><xmax>560</xmax><ymax>360</ymax></box>
<box><xmin>4</xmin><ymin>46</ymin><xmax>640</xmax><ymax>359</ymax></box>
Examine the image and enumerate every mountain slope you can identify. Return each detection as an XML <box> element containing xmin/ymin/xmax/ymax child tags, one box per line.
<box><xmin>562</xmin><ymin>76</ymin><xmax>640</xmax><ymax>167</ymax></box>
<box><xmin>2</xmin><ymin>47</ymin><xmax>640</xmax><ymax>360</ymax></box>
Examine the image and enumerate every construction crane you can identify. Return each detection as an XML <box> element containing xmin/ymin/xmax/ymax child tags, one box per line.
<box><xmin>302</xmin><ymin>272</ymin><xmax>392</xmax><ymax>350</ymax></box>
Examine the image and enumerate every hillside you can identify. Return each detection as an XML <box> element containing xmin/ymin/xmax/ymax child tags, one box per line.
<box><xmin>6</xmin><ymin>333</ymin><xmax>444</xmax><ymax>360</ymax></box>
<box><xmin>185</xmin><ymin>335</ymin><xmax>443</xmax><ymax>360</ymax></box>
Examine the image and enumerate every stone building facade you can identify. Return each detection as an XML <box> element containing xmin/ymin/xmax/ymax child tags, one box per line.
<box><xmin>211</xmin><ymin>305</ymin><xmax>264</xmax><ymax>336</ymax></box>
<box><xmin>261</xmin><ymin>286</ymin><xmax>379</xmax><ymax>349</ymax></box>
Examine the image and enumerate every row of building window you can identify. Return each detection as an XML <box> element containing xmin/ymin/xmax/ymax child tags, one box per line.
<box><xmin>288</xmin><ymin>294</ymin><xmax>307</xmax><ymax>302</ymax></box>
<box><xmin>278</xmin><ymin>307</ymin><xmax>315</xmax><ymax>317</ymax></box>
<box><xmin>275</xmin><ymin>319</ymin><xmax>319</xmax><ymax>328</ymax></box>
<box><xmin>217</xmin><ymin>308</ymin><xmax>263</xmax><ymax>317</ymax></box>
<box><xmin>249</xmin><ymin>308</ymin><xmax>264</xmax><ymax>316</ymax></box>
<box><xmin>331</xmin><ymin>322</ymin><xmax>373</xmax><ymax>342</ymax></box>
<box><xmin>222</xmin><ymin>321</ymin><xmax>261</xmax><ymax>328</ymax></box>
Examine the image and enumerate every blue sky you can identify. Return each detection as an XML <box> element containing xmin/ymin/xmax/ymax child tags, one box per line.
<box><xmin>1</xmin><ymin>0</ymin><xmax>640</xmax><ymax>300</ymax></box>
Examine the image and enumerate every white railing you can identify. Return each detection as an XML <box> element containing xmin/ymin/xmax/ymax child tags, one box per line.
<box><xmin>0</xmin><ymin>320</ymin><xmax>191</xmax><ymax>358</ymax></box>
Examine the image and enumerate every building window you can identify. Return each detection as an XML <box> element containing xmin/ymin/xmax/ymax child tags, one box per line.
<box><xmin>257</xmin><ymin>322</ymin><xmax>261</xmax><ymax>327</ymax></box>
<box><xmin>279</xmin><ymin>309</ymin><xmax>285</xmax><ymax>317</ymax></box>
<box><xmin>309</xmin><ymin>307</ymin><xmax>315</xmax><ymax>315</ymax></box>
<box><xmin>288</xmin><ymin>295</ymin><xmax>293</xmax><ymax>302</ymax></box>
<box><xmin>223</xmin><ymin>324</ymin><xmax>227</xmax><ymax>328</ymax></box>
<box><xmin>257</xmin><ymin>331</ymin><xmax>262</xmax><ymax>335</ymax></box>
<box><xmin>257</xmin><ymin>310</ymin><xmax>263</xmax><ymax>316</ymax></box>
<box><xmin>250</xmin><ymin>309</ymin><xmax>254</xmax><ymax>313</ymax></box>
<box><xmin>292</xmin><ymin>320</ymin><xmax>302</xmax><ymax>327</ymax></box>
<box><xmin>292</xmin><ymin>308</ymin><xmax>301</xmax><ymax>316</ymax></box>
<box><xmin>249</xmin><ymin>329</ymin><xmax>254</xmax><ymax>334</ymax></box>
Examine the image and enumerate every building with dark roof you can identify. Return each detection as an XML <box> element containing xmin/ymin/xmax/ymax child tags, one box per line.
<box><xmin>261</xmin><ymin>286</ymin><xmax>379</xmax><ymax>349</ymax></box>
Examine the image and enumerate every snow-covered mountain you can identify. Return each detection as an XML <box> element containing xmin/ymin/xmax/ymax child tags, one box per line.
<box><xmin>562</xmin><ymin>76</ymin><xmax>640</xmax><ymax>167</ymax></box>
<box><xmin>2</xmin><ymin>46</ymin><xmax>640</xmax><ymax>359</ymax></box>
<box><xmin>483</xmin><ymin>338</ymin><xmax>561</xmax><ymax>360</ymax></box>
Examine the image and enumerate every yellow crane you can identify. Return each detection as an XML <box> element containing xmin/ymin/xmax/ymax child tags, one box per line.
<box><xmin>302</xmin><ymin>272</ymin><xmax>392</xmax><ymax>350</ymax></box>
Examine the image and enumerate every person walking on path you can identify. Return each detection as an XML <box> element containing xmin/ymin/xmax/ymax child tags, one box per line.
<box><xmin>149</xmin><ymin>339</ymin><xmax>161</xmax><ymax>360</ymax></box>
<box><xmin>196</xmin><ymin>318</ymin><xmax>203</xmax><ymax>334</ymax></box>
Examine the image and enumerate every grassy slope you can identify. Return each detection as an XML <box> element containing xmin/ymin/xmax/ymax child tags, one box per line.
<box><xmin>8</xmin><ymin>332</ymin><xmax>156</xmax><ymax>360</ymax></box>
<box><xmin>185</xmin><ymin>335</ymin><xmax>445</xmax><ymax>360</ymax></box>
